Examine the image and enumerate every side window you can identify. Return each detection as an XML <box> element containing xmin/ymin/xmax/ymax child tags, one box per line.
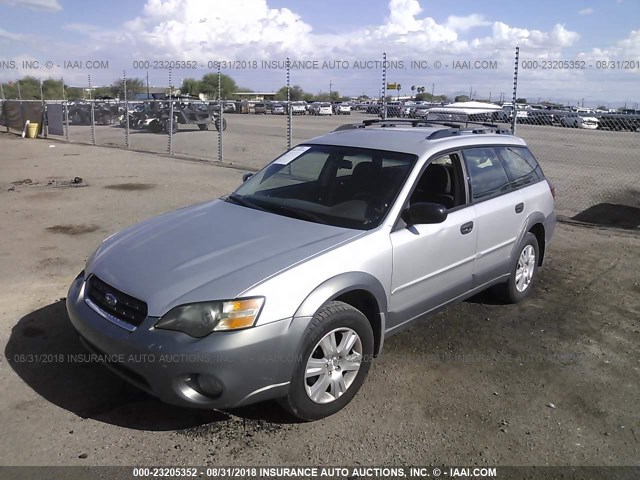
<box><xmin>496</xmin><ymin>147</ymin><xmax>541</xmax><ymax>188</ymax></box>
<box><xmin>462</xmin><ymin>147</ymin><xmax>512</xmax><ymax>201</ymax></box>
<box><xmin>410</xmin><ymin>153</ymin><xmax>466</xmax><ymax>209</ymax></box>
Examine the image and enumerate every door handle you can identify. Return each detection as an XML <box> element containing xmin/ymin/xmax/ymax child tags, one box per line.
<box><xmin>460</xmin><ymin>221</ymin><xmax>474</xmax><ymax>235</ymax></box>
<box><xmin>515</xmin><ymin>202</ymin><xmax>524</xmax><ymax>214</ymax></box>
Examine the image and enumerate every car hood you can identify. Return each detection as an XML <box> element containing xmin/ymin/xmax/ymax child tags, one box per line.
<box><xmin>86</xmin><ymin>199</ymin><xmax>363</xmax><ymax>317</ymax></box>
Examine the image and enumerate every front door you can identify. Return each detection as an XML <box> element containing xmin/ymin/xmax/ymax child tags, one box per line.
<box><xmin>388</xmin><ymin>152</ymin><xmax>477</xmax><ymax>332</ymax></box>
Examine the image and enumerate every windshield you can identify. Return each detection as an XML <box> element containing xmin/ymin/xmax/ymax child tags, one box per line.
<box><xmin>228</xmin><ymin>144</ymin><xmax>417</xmax><ymax>230</ymax></box>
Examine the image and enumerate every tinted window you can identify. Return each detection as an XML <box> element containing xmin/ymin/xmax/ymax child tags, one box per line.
<box><xmin>496</xmin><ymin>147</ymin><xmax>542</xmax><ymax>188</ymax></box>
<box><xmin>463</xmin><ymin>148</ymin><xmax>512</xmax><ymax>201</ymax></box>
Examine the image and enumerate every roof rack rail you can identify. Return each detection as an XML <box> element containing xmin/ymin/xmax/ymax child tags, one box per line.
<box><xmin>426</xmin><ymin>125</ymin><xmax>512</xmax><ymax>139</ymax></box>
<box><xmin>332</xmin><ymin>123</ymin><xmax>366</xmax><ymax>132</ymax></box>
<box><xmin>332</xmin><ymin>119</ymin><xmax>514</xmax><ymax>140</ymax></box>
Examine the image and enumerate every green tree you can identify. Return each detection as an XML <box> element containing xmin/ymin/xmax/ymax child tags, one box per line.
<box><xmin>275</xmin><ymin>85</ymin><xmax>306</xmax><ymax>101</ymax></box>
<box><xmin>7</xmin><ymin>76</ymin><xmax>41</xmax><ymax>99</ymax></box>
<box><xmin>199</xmin><ymin>73</ymin><xmax>238</xmax><ymax>99</ymax></box>
<box><xmin>180</xmin><ymin>78</ymin><xmax>202</xmax><ymax>96</ymax></box>
<box><xmin>65</xmin><ymin>87</ymin><xmax>84</xmax><ymax>100</ymax></box>
<box><xmin>109</xmin><ymin>78</ymin><xmax>144</xmax><ymax>98</ymax></box>
<box><xmin>516</xmin><ymin>97</ymin><xmax>527</xmax><ymax>104</ymax></box>
<box><xmin>454</xmin><ymin>95</ymin><xmax>471</xmax><ymax>102</ymax></box>
<box><xmin>42</xmin><ymin>78</ymin><xmax>64</xmax><ymax>100</ymax></box>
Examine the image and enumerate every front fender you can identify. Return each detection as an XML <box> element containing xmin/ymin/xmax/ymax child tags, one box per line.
<box><xmin>293</xmin><ymin>272</ymin><xmax>388</xmax><ymax>355</ymax></box>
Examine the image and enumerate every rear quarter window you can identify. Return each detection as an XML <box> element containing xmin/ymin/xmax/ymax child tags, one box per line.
<box><xmin>462</xmin><ymin>147</ymin><xmax>512</xmax><ymax>201</ymax></box>
<box><xmin>496</xmin><ymin>147</ymin><xmax>543</xmax><ymax>189</ymax></box>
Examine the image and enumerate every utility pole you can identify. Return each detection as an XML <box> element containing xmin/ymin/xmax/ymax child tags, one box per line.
<box><xmin>146</xmin><ymin>71</ymin><xmax>150</xmax><ymax>99</ymax></box>
<box><xmin>431</xmin><ymin>83</ymin><xmax>435</xmax><ymax>98</ymax></box>
<box><xmin>329</xmin><ymin>81</ymin><xmax>333</xmax><ymax>101</ymax></box>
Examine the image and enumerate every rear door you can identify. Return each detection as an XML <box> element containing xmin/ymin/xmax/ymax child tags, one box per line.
<box><xmin>462</xmin><ymin>147</ymin><xmax>524</xmax><ymax>287</ymax></box>
<box><xmin>495</xmin><ymin>146</ymin><xmax>548</xmax><ymax>220</ymax></box>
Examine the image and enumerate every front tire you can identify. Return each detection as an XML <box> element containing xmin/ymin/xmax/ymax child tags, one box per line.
<box><xmin>280</xmin><ymin>301</ymin><xmax>373</xmax><ymax>421</ymax></box>
<box><xmin>493</xmin><ymin>232</ymin><xmax>539</xmax><ymax>303</ymax></box>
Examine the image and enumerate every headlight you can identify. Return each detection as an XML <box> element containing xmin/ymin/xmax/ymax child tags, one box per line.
<box><xmin>154</xmin><ymin>297</ymin><xmax>264</xmax><ymax>338</ymax></box>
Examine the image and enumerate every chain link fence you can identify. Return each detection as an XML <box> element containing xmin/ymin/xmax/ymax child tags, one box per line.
<box><xmin>503</xmin><ymin>109</ymin><xmax>639</xmax><ymax>226</ymax></box>
<box><xmin>1</xmin><ymin>55</ymin><xmax>639</xmax><ymax>230</ymax></box>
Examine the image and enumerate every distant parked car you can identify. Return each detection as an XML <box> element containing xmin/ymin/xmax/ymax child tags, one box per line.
<box><xmin>525</xmin><ymin>110</ymin><xmax>557</xmax><ymax>126</ymax></box>
<box><xmin>336</xmin><ymin>103</ymin><xmax>352</xmax><ymax>115</ymax></box>
<box><xmin>384</xmin><ymin>101</ymin><xmax>403</xmax><ymax>118</ymax></box>
<box><xmin>560</xmin><ymin>113</ymin><xmax>599</xmax><ymax>129</ymax></box>
<box><xmin>316</xmin><ymin>103</ymin><xmax>332</xmax><ymax>116</ymax></box>
<box><xmin>254</xmin><ymin>103</ymin><xmax>267</xmax><ymax>114</ymax></box>
<box><xmin>272</xmin><ymin>104</ymin><xmax>285</xmax><ymax>115</ymax></box>
<box><xmin>291</xmin><ymin>102</ymin><xmax>307</xmax><ymax>115</ymax></box>
<box><xmin>495</xmin><ymin>105</ymin><xmax>530</xmax><ymax>123</ymax></box>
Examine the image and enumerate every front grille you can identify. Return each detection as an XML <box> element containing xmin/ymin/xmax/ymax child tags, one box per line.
<box><xmin>86</xmin><ymin>275</ymin><xmax>148</xmax><ymax>327</ymax></box>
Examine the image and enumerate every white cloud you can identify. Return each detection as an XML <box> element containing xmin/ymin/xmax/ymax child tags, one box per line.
<box><xmin>123</xmin><ymin>0</ymin><xmax>313</xmax><ymax>59</ymax></box>
<box><xmin>11</xmin><ymin>0</ymin><xmax>638</xmax><ymax>102</ymax></box>
<box><xmin>472</xmin><ymin>22</ymin><xmax>579</xmax><ymax>50</ymax></box>
<box><xmin>578</xmin><ymin>7</ymin><xmax>594</xmax><ymax>15</ymax></box>
<box><xmin>0</xmin><ymin>0</ymin><xmax>61</xmax><ymax>11</ymax></box>
<box><xmin>0</xmin><ymin>27</ymin><xmax>24</xmax><ymax>41</ymax></box>
<box><xmin>578</xmin><ymin>29</ymin><xmax>640</xmax><ymax>59</ymax></box>
<box><xmin>445</xmin><ymin>14</ymin><xmax>491</xmax><ymax>32</ymax></box>
<box><xmin>112</xmin><ymin>0</ymin><xmax>579</xmax><ymax>61</ymax></box>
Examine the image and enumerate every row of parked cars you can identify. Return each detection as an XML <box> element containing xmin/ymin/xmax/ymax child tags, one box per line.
<box><xmin>493</xmin><ymin>105</ymin><xmax>640</xmax><ymax>131</ymax></box>
<box><xmin>248</xmin><ymin>101</ymin><xmax>354</xmax><ymax>116</ymax></box>
<box><xmin>362</xmin><ymin>101</ymin><xmax>640</xmax><ymax>131</ymax></box>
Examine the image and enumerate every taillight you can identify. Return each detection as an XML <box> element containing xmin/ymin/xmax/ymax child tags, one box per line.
<box><xmin>547</xmin><ymin>180</ymin><xmax>556</xmax><ymax>200</ymax></box>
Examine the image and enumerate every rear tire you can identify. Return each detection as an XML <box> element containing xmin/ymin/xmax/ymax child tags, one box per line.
<box><xmin>197</xmin><ymin>123</ymin><xmax>208</xmax><ymax>131</ymax></box>
<box><xmin>214</xmin><ymin>118</ymin><xmax>227</xmax><ymax>132</ymax></box>
<box><xmin>493</xmin><ymin>232</ymin><xmax>539</xmax><ymax>303</ymax></box>
<box><xmin>279</xmin><ymin>301</ymin><xmax>373</xmax><ymax>421</ymax></box>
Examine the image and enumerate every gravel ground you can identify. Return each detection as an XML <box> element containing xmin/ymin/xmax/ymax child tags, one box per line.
<box><xmin>0</xmin><ymin>133</ymin><xmax>639</xmax><ymax>467</ymax></box>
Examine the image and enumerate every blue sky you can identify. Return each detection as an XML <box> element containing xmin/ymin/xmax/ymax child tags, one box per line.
<box><xmin>1</xmin><ymin>0</ymin><xmax>639</xmax><ymax>105</ymax></box>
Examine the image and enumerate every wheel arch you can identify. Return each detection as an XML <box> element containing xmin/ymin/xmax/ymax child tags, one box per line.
<box><xmin>513</xmin><ymin>212</ymin><xmax>547</xmax><ymax>266</ymax></box>
<box><xmin>293</xmin><ymin>272</ymin><xmax>387</xmax><ymax>356</ymax></box>
<box><xmin>528</xmin><ymin>222</ymin><xmax>546</xmax><ymax>266</ymax></box>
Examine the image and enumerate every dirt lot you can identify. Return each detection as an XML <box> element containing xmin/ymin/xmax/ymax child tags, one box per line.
<box><xmin>0</xmin><ymin>133</ymin><xmax>639</xmax><ymax>467</ymax></box>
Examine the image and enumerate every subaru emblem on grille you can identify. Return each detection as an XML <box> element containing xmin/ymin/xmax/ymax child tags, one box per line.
<box><xmin>105</xmin><ymin>293</ymin><xmax>118</xmax><ymax>306</ymax></box>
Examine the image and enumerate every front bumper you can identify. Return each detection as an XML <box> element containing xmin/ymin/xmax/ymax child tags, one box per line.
<box><xmin>66</xmin><ymin>274</ymin><xmax>309</xmax><ymax>409</ymax></box>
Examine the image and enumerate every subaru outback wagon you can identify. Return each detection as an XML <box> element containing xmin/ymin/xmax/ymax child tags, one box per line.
<box><xmin>67</xmin><ymin>119</ymin><xmax>555</xmax><ymax>421</ymax></box>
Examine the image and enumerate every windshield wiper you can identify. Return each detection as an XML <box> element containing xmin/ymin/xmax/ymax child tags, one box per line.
<box><xmin>227</xmin><ymin>194</ymin><xmax>327</xmax><ymax>224</ymax></box>
<box><xmin>225</xmin><ymin>194</ymin><xmax>268</xmax><ymax>212</ymax></box>
<box><xmin>273</xmin><ymin>204</ymin><xmax>328</xmax><ymax>224</ymax></box>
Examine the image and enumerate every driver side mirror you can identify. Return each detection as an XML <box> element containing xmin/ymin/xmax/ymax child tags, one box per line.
<box><xmin>242</xmin><ymin>172</ymin><xmax>253</xmax><ymax>182</ymax></box>
<box><xmin>403</xmin><ymin>202</ymin><xmax>448</xmax><ymax>225</ymax></box>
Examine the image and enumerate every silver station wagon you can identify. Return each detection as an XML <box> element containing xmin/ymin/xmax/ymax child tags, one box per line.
<box><xmin>67</xmin><ymin>119</ymin><xmax>555</xmax><ymax>421</ymax></box>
